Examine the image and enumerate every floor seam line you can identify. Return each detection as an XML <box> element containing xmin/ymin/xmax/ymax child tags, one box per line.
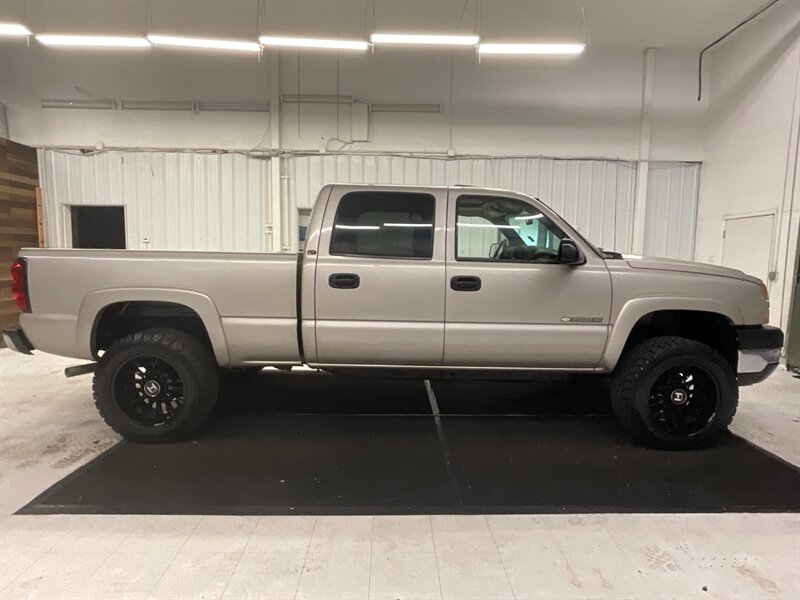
<box><xmin>367</xmin><ymin>516</ymin><xmax>375</xmax><ymax>599</ymax></box>
<box><xmin>218</xmin><ymin>519</ymin><xmax>250</xmax><ymax>600</ymax></box>
<box><xmin>485</xmin><ymin>515</ymin><xmax>518</xmax><ymax>599</ymax></box>
<box><xmin>0</xmin><ymin>548</ymin><xmax>49</xmax><ymax>593</ymax></box>
<box><xmin>293</xmin><ymin>517</ymin><xmax>317</xmax><ymax>600</ymax></box>
<box><xmin>144</xmin><ymin>516</ymin><xmax>203</xmax><ymax>599</ymax></box>
<box><xmin>543</xmin><ymin>520</ymin><xmax>588</xmax><ymax>599</ymax></box>
<box><xmin>81</xmin><ymin>540</ymin><xmax>119</xmax><ymax>593</ymax></box>
<box><xmin>429</xmin><ymin>515</ymin><xmax>445</xmax><ymax>600</ymax></box>
<box><xmin>602</xmin><ymin>520</ymin><xmax>655</xmax><ymax>590</ymax></box>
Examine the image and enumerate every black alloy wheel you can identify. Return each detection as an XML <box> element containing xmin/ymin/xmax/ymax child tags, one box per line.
<box><xmin>647</xmin><ymin>365</ymin><xmax>719</xmax><ymax>437</ymax></box>
<box><xmin>93</xmin><ymin>328</ymin><xmax>219</xmax><ymax>443</ymax></box>
<box><xmin>610</xmin><ymin>336</ymin><xmax>738</xmax><ymax>449</ymax></box>
<box><xmin>113</xmin><ymin>355</ymin><xmax>185</xmax><ymax>427</ymax></box>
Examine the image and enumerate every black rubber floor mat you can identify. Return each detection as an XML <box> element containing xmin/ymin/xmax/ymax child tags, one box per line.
<box><xmin>20</xmin><ymin>373</ymin><xmax>800</xmax><ymax>515</ymax></box>
<box><xmin>430</xmin><ymin>378</ymin><xmax>610</xmax><ymax>416</ymax></box>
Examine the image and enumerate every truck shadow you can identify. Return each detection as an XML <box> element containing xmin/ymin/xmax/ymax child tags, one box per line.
<box><xmin>213</xmin><ymin>369</ymin><xmax>612</xmax><ymax>420</ymax></box>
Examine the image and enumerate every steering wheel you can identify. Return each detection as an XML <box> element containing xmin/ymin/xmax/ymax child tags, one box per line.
<box><xmin>528</xmin><ymin>247</ymin><xmax>558</xmax><ymax>261</ymax></box>
<box><xmin>491</xmin><ymin>238</ymin><xmax>508</xmax><ymax>260</ymax></box>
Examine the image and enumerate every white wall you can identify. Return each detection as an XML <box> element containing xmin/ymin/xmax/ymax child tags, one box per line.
<box><xmin>0</xmin><ymin>43</ymin><xmax>272</xmax><ymax>150</ymax></box>
<box><xmin>38</xmin><ymin>149</ymin><xmax>700</xmax><ymax>259</ymax></box>
<box><xmin>0</xmin><ymin>38</ymin><xmax>705</xmax><ymax>161</ymax></box>
<box><xmin>9</xmin><ymin>0</ymin><xmax>791</xmax><ymax>269</ymax></box>
<box><xmin>279</xmin><ymin>47</ymin><xmax>705</xmax><ymax>161</ymax></box>
<box><xmin>695</xmin><ymin>2</ymin><xmax>800</xmax><ymax>329</ymax></box>
<box><xmin>287</xmin><ymin>153</ymin><xmax>699</xmax><ymax>257</ymax></box>
<box><xmin>0</xmin><ymin>10</ymin><xmax>711</xmax><ymax>258</ymax></box>
<box><xmin>0</xmin><ymin>0</ymin><xmax>715</xmax><ymax>160</ymax></box>
<box><xmin>38</xmin><ymin>150</ymin><xmax>270</xmax><ymax>251</ymax></box>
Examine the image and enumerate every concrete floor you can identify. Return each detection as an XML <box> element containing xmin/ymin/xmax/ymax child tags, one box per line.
<box><xmin>1</xmin><ymin>348</ymin><xmax>798</xmax><ymax>599</ymax></box>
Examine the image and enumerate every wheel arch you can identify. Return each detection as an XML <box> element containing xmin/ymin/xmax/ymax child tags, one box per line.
<box><xmin>79</xmin><ymin>289</ymin><xmax>230</xmax><ymax>366</ymax></box>
<box><xmin>601</xmin><ymin>298</ymin><xmax>740</xmax><ymax>371</ymax></box>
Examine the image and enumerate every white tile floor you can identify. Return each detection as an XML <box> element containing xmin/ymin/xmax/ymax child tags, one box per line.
<box><xmin>2</xmin><ymin>513</ymin><xmax>798</xmax><ymax>599</ymax></box>
<box><xmin>1</xmin><ymin>349</ymin><xmax>799</xmax><ymax>599</ymax></box>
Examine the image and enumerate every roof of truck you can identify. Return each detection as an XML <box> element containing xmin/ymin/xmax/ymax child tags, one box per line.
<box><xmin>327</xmin><ymin>182</ymin><xmax>524</xmax><ymax>194</ymax></box>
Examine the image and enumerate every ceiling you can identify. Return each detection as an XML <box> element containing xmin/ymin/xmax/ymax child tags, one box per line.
<box><xmin>0</xmin><ymin>0</ymin><xmax>773</xmax><ymax>50</ymax></box>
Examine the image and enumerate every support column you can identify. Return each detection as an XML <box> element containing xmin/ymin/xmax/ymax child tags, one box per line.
<box><xmin>268</xmin><ymin>50</ymin><xmax>284</xmax><ymax>252</ymax></box>
<box><xmin>631</xmin><ymin>47</ymin><xmax>656</xmax><ymax>255</ymax></box>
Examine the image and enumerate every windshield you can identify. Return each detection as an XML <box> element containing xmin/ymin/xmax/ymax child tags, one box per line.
<box><xmin>529</xmin><ymin>197</ymin><xmax>607</xmax><ymax>259</ymax></box>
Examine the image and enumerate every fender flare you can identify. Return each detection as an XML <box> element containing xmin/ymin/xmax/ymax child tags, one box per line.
<box><xmin>599</xmin><ymin>296</ymin><xmax>741</xmax><ymax>371</ymax></box>
<box><xmin>77</xmin><ymin>288</ymin><xmax>231</xmax><ymax>366</ymax></box>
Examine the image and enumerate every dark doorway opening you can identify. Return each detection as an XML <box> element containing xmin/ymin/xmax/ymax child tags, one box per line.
<box><xmin>71</xmin><ymin>206</ymin><xmax>126</xmax><ymax>249</ymax></box>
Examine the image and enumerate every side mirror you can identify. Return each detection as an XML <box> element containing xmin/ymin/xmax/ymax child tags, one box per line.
<box><xmin>557</xmin><ymin>239</ymin><xmax>582</xmax><ymax>264</ymax></box>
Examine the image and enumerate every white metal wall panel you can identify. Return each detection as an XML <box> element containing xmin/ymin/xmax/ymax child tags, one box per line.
<box><xmin>644</xmin><ymin>162</ymin><xmax>700</xmax><ymax>260</ymax></box>
<box><xmin>38</xmin><ymin>150</ymin><xmax>698</xmax><ymax>259</ymax></box>
<box><xmin>38</xmin><ymin>150</ymin><xmax>269</xmax><ymax>252</ymax></box>
<box><xmin>287</xmin><ymin>154</ymin><xmax>639</xmax><ymax>254</ymax></box>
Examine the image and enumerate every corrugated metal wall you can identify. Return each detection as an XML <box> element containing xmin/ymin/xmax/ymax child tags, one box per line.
<box><xmin>643</xmin><ymin>162</ymin><xmax>700</xmax><ymax>260</ymax></box>
<box><xmin>38</xmin><ymin>150</ymin><xmax>270</xmax><ymax>252</ymax></box>
<box><xmin>288</xmin><ymin>154</ymin><xmax>698</xmax><ymax>258</ymax></box>
<box><xmin>38</xmin><ymin>150</ymin><xmax>698</xmax><ymax>259</ymax></box>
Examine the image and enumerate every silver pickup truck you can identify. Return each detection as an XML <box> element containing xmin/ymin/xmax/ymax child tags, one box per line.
<box><xmin>4</xmin><ymin>184</ymin><xmax>783</xmax><ymax>449</ymax></box>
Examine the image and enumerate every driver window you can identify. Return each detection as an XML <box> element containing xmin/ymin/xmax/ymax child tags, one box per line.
<box><xmin>456</xmin><ymin>195</ymin><xmax>565</xmax><ymax>263</ymax></box>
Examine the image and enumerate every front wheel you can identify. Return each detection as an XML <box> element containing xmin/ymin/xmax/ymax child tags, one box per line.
<box><xmin>610</xmin><ymin>336</ymin><xmax>738</xmax><ymax>450</ymax></box>
<box><xmin>93</xmin><ymin>328</ymin><xmax>220</xmax><ymax>443</ymax></box>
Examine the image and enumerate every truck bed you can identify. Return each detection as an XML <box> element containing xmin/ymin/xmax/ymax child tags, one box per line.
<box><xmin>18</xmin><ymin>248</ymin><xmax>301</xmax><ymax>365</ymax></box>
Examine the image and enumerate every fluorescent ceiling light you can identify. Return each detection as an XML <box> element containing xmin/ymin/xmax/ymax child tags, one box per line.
<box><xmin>259</xmin><ymin>36</ymin><xmax>367</xmax><ymax>51</ymax></box>
<box><xmin>478</xmin><ymin>43</ymin><xmax>585</xmax><ymax>55</ymax></box>
<box><xmin>370</xmin><ymin>103</ymin><xmax>442</xmax><ymax>113</ymax></box>
<box><xmin>513</xmin><ymin>214</ymin><xmax>543</xmax><ymax>220</ymax></box>
<box><xmin>0</xmin><ymin>23</ymin><xmax>31</xmax><ymax>36</ymax></box>
<box><xmin>370</xmin><ymin>33</ymin><xmax>479</xmax><ymax>46</ymax></box>
<box><xmin>147</xmin><ymin>34</ymin><xmax>260</xmax><ymax>52</ymax></box>
<box><xmin>383</xmin><ymin>223</ymin><xmax>433</xmax><ymax>227</ymax></box>
<box><xmin>41</xmin><ymin>98</ymin><xmax>115</xmax><ymax>109</ymax></box>
<box><xmin>36</xmin><ymin>34</ymin><xmax>150</xmax><ymax>47</ymax></box>
<box><xmin>336</xmin><ymin>225</ymin><xmax>380</xmax><ymax>230</ymax></box>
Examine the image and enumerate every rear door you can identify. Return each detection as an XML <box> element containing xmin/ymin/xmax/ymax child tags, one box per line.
<box><xmin>312</xmin><ymin>186</ymin><xmax>447</xmax><ymax>365</ymax></box>
<box><xmin>443</xmin><ymin>190</ymin><xmax>612</xmax><ymax>368</ymax></box>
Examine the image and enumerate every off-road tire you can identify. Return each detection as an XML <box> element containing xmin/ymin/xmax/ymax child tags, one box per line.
<box><xmin>93</xmin><ymin>328</ymin><xmax>219</xmax><ymax>443</ymax></box>
<box><xmin>610</xmin><ymin>336</ymin><xmax>738</xmax><ymax>450</ymax></box>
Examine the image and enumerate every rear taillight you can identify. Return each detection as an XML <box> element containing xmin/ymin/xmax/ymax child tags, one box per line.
<box><xmin>10</xmin><ymin>259</ymin><xmax>30</xmax><ymax>313</ymax></box>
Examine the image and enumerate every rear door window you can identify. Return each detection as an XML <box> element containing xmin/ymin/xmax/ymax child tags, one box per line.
<box><xmin>330</xmin><ymin>191</ymin><xmax>435</xmax><ymax>259</ymax></box>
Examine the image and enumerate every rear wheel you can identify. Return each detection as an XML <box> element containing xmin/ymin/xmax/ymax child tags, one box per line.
<box><xmin>93</xmin><ymin>328</ymin><xmax>219</xmax><ymax>443</ymax></box>
<box><xmin>610</xmin><ymin>336</ymin><xmax>738</xmax><ymax>449</ymax></box>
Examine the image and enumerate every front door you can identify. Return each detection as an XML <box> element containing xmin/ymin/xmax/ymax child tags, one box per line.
<box><xmin>444</xmin><ymin>190</ymin><xmax>612</xmax><ymax>368</ymax></box>
<box><xmin>313</xmin><ymin>187</ymin><xmax>447</xmax><ymax>365</ymax></box>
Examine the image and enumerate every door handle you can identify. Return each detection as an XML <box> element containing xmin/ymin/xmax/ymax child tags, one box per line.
<box><xmin>329</xmin><ymin>273</ymin><xmax>360</xmax><ymax>289</ymax></box>
<box><xmin>450</xmin><ymin>275</ymin><xmax>481</xmax><ymax>292</ymax></box>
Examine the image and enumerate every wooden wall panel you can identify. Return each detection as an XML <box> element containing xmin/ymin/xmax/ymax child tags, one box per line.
<box><xmin>0</xmin><ymin>138</ymin><xmax>40</xmax><ymax>343</ymax></box>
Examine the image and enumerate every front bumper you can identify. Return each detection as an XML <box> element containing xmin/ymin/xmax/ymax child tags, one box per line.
<box><xmin>737</xmin><ymin>325</ymin><xmax>783</xmax><ymax>386</ymax></box>
<box><xmin>2</xmin><ymin>328</ymin><xmax>34</xmax><ymax>355</ymax></box>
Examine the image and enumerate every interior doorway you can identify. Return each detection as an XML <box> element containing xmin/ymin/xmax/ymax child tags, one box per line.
<box><xmin>70</xmin><ymin>206</ymin><xmax>126</xmax><ymax>249</ymax></box>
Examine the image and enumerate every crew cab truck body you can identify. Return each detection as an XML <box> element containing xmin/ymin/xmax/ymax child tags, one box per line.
<box><xmin>4</xmin><ymin>184</ymin><xmax>783</xmax><ymax>449</ymax></box>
